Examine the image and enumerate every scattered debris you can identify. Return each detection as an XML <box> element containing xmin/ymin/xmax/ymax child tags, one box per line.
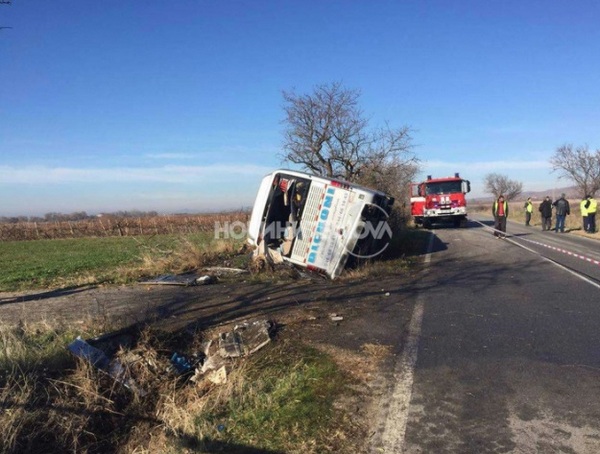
<box><xmin>67</xmin><ymin>318</ymin><xmax>275</xmax><ymax>391</ymax></box>
<box><xmin>206</xmin><ymin>365</ymin><xmax>229</xmax><ymax>384</ymax></box>
<box><xmin>329</xmin><ymin>313</ymin><xmax>344</xmax><ymax>322</ymax></box>
<box><xmin>138</xmin><ymin>273</ymin><xmax>219</xmax><ymax>286</ymax></box>
<box><xmin>192</xmin><ymin>353</ymin><xmax>230</xmax><ymax>383</ymax></box>
<box><xmin>168</xmin><ymin>352</ymin><xmax>199</xmax><ymax>375</ymax></box>
<box><xmin>218</xmin><ymin>319</ymin><xmax>274</xmax><ymax>358</ymax></box>
<box><xmin>67</xmin><ymin>336</ymin><xmax>146</xmax><ymax>395</ymax></box>
<box><xmin>138</xmin><ymin>274</ymin><xmax>199</xmax><ymax>286</ymax></box>
<box><xmin>67</xmin><ymin>336</ymin><xmax>110</xmax><ymax>369</ymax></box>
<box><xmin>191</xmin><ymin>319</ymin><xmax>275</xmax><ymax>384</ymax></box>
<box><xmin>203</xmin><ymin>267</ymin><xmax>248</xmax><ymax>275</ymax></box>
<box><xmin>196</xmin><ymin>275</ymin><xmax>217</xmax><ymax>285</ymax></box>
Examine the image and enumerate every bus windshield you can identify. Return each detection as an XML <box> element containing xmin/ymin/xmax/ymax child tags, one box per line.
<box><xmin>425</xmin><ymin>181</ymin><xmax>463</xmax><ymax>195</ymax></box>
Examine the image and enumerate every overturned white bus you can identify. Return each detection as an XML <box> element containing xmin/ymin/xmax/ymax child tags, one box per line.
<box><xmin>247</xmin><ymin>169</ymin><xmax>394</xmax><ymax>279</ymax></box>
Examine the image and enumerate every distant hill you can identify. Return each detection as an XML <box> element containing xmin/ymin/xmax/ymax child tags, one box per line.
<box><xmin>518</xmin><ymin>186</ymin><xmax>580</xmax><ymax>201</ymax></box>
<box><xmin>471</xmin><ymin>186</ymin><xmax>579</xmax><ymax>203</ymax></box>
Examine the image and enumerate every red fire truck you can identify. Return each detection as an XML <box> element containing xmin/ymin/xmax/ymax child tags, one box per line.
<box><xmin>410</xmin><ymin>173</ymin><xmax>471</xmax><ymax>228</ymax></box>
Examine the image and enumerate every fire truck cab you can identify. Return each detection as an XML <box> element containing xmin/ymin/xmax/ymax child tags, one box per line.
<box><xmin>410</xmin><ymin>173</ymin><xmax>471</xmax><ymax>228</ymax></box>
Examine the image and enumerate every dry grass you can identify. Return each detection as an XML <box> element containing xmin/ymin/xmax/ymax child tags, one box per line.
<box><xmin>311</xmin><ymin>342</ymin><xmax>392</xmax><ymax>383</ymax></box>
<box><xmin>119</xmin><ymin>237</ymin><xmax>248</xmax><ymax>284</ymax></box>
<box><xmin>0</xmin><ymin>372</ymin><xmax>37</xmax><ymax>452</ymax></box>
<box><xmin>1</xmin><ymin>320</ymin><xmax>356</xmax><ymax>454</ymax></box>
<box><xmin>470</xmin><ymin>201</ymin><xmax>599</xmax><ymax>236</ymax></box>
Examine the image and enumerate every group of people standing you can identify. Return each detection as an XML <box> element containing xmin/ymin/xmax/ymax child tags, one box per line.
<box><xmin>492</xmin><ymin>193</ymin><xmax>597</xmax><ymax>237</ymax></box>
<box><xmin>536</xmin><ymin>194</ymin><xmax>573</xmax><ymax>233</ymax></box>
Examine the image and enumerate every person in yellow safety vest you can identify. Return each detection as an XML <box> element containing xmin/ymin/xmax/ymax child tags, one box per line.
<box><xmin>585</xmin><ymin>194</ymin><xmax>597</xmax><ymax>233</ymax></box>
<box><xmin>492</xmin><ymin>194</ymin><xmax>509</xmax><ymax>238</ymax></box>
<box><xmin>580</xmin><ymin>196</ymin><xmax>589</xmax><ymax>233</ymax></box>
<box><xmin>524</xmin><ymin>197</ymin><xmax>533</xmax><ymax>226</ymax></box>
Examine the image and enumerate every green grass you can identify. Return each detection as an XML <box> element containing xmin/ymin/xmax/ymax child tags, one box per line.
<box><xmin>185</xmin><ymin>342</ymin><xmax>345</xmax><ymax>453</ymax></box>
<box><xmin>0</xmin><ymin>233</ymin><xmax>240</xmax><ymax>292</ymax></box>
<box><xmin>0</xmin><ymin>237</ymin><xmax>140</xmax><ymax>291</ymax></box>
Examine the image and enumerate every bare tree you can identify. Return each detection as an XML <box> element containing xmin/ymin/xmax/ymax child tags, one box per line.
<box><xmin>483</xmin><ymin>173</ymin><xmax>523</xmax><ymax>200</ymax></box>
<box><xmin>280</xmin><ymin>82</ymin><xmax>418</xmax><ymax>193</ymax></box>
<box><xmin>550</xmin><ymin>144</ymin><xmax>600</xmax><ymax>197</ymax></box>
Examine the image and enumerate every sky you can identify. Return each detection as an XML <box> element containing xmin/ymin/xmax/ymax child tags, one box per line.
<box><xmin>1</xmin><ymin>0</ymin><xmax>599</xmax><ymax>217</ymax></box>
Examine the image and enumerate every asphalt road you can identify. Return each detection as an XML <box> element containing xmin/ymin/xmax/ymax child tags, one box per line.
<box><xmin>373</xmin><ymin>218</ymin><xmax>600</xmax><ymax>453</ymax></box>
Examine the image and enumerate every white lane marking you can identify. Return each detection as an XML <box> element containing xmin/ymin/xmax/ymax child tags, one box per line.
<box><xmin>503</xmin><ymin>236</ymin><xmax>600</xmax><ymax>291</ymax></box>
<box><xmin>473</xmin><ymin>219</ymin><xmax>600</xmax><ymax>291</ymax></box>
<box><xmin>378</xmin><ymin>231</ymin><xmax>434</xmax><ymax>453</ymax></box>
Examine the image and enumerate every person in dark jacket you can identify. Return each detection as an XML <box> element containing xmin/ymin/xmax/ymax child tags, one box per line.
<box><xmin>492</xmin><ymin>194</ymin><xmax>509</xmax><ymax>238</ymax></box>
<box><xmin>539</xmin><ymin>196</ymin><xmax>553</xmax><ymax>231</ymax></box>
<box><xmin>552</xmin><ymin>193</ymin><xmax>570</xmax><ymax>233</ymax></box>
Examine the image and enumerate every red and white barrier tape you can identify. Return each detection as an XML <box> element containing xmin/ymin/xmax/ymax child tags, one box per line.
<box><xmin>517</xmin><ymin>237</ymin><xmax>600</xmax><ymax>266</ymax></box>
<box><xmin>480</xmin><ymin>220</ymin><xmax>600</xmax><ymax>267</ymax></box>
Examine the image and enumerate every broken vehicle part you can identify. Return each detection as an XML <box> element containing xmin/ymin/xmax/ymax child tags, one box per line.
<box><xmin>202</xmin><ymin>267</ymin><xmax>248</xmax><ymax>275</ymax></box>
<box><xmin>196</xmin><ymin>275</ymin><xmax>216</xmax><ymax>285</ymax></box>
<box><xmin>168</xmin><ymin>352</ymin><xmax>199</xmax><ymax>375</ymax></box>
<box><xmin>67</xmin><ymin>336</ymin><xmax>146</xmax><ymax>395</ymax></box>
<box><xmin>217</xmin><ymin>319</ymin><xmax>274</xmax><ymax>358</ymax></box>
<box><xmin>138</xmin><ymin>274</ymin><xmax>199</xmax><ymax>286</ymax></box>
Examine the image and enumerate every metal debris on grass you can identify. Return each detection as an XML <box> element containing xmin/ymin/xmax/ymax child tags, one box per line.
<box><xmin>202</xmin><ymin>267</ymin><xmax>249</xmax><ymax>275</ymax></box>
<box><xmin>67</xmin><ymin>336</ymin><xmax>147</xmax><ymax>396</ymax></box>
<box><xmin>196</xmin><ymin>275</ymin><xmax>217</xmax><ymax>285</ymax></box>
<box><xmin>218</xmin><ymin>319</ymin><xmax>275</xmax><ymax>358</ymax></box>
<box><xmin>67</xmin><ymin>318</ymin><xmax>275</xmax><ymax>390</ymax></box>
<box><xmin>138</xmin><ymin>274</ymin><xmax>200</xmax><ymax>286</ymax></box>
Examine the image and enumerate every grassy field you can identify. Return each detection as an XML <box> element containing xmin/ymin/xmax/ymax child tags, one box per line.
<box><xmin>0</xmin><ymin>233</ymin><xmax>244</xmax><ymax>292</ymax></box>
<box><xmin>2</xmin><ymin>203</ymin><xmax>592</xmax><ymax>294</ymax></box>
<box><xmin>0</xmin><ymin>218</ymin><xmax>425</xmax><ymax>452</ymax></box>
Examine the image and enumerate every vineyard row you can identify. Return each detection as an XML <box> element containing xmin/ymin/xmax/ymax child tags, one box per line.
<box><xmin>0</xmin><ymin>213</ymin><xmax>250</xmax><ymax>241</ymax></box>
